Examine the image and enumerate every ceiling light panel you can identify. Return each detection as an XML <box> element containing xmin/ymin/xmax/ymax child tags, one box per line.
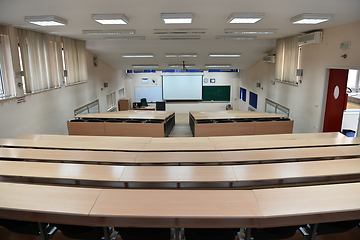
<box><xmin>105</xmin><ymin>36</ymin><xmax>145</xmax><ymax>40</ymax></box>
<box><xmin>92</xmin><ymin>14</ymin><xmax>129</xmax><ymax>25</ymax></box>
<box><xmin>216</xmin><ymin>35</ymin><xmax>256</xmax><ymax>40</ymax></box>
<box><xmin>25</xmin><ymin>15</ymin><xmax>67</xmax><ymax>26</ymax></box>
<box><xmin>122</xmin><ymin>54</ymin><xmax>154</xmax><ymax>58</ymax></box>
<box><xmin>165</xmin><ymin>54</ymin><xmax>197</xmax><ymax>58</ymax></box>
<box><xmin>154</xmin><ymin>29</ymin><xmax>205</xmax><ymax>35</ymax></box>
<box><xmin>225</xmin><ymin>29</ymin><xmax>277</xmax><ymax>34</ymax></box>
<box><xmin>290</xmin><ymin>13</ymin><xmax>333</xmax><ymax>24</ymax></box>
<box><xmin>132</xmin><ymin>65</ymin><xmax>159</xmax><ymax>68</ymax></box>
<box><xmin>205</xmin><ymin>64</ymin><xmax>232</xmax><ymax>68</ymax></box>
<box><xmin>162</xmin><ymin>13</ymin><xmax>193</xmax><ymax>24</ymax></box>
<box><xmin>209</xmin><ymin>54</ymin><xmax>241</xmax><ymax>57</ymax></box>
<box><xmin>82</xmin><ymin>30</ymin><xmax>135</xmax><ymax>35</ymax></box>
<box><xmin>228</xmin><ymin>12</ymin><xmax>265</xmax><ymax>24</ymax></box>
<box><xmin>160</xmin><ymin>36</ymin><xmax>200</xmax><ymax>40</ymax></box>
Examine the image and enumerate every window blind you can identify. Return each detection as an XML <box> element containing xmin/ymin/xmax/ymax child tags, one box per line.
<box><xmin>275</xmin><ymin>36</ymin><xmax>299</xmax><ymax>84</ymax></box>
<box><xmin>0</xmin><ymin>25</ymin><xmax>16</xmax><ymax>98</ymax></box>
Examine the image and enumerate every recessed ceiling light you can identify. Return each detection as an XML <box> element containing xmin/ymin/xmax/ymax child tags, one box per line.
<box><xmin>216</xmin><ymin>35</ymin><xmax>256</xmax><ymax>40</ymax></box>
<box><xmin>225</xmin><ymin>29</ymin><xmax>277</xmax><ymax>34</ymax></box>
<box><xmin>25</xmin><ymin>15</ymin><xmax>67</xmax><ymax>26</ymax></box>
<box><xmin>122</xmin><ymin>54</ymin><xmax>154</xmax><ymax>58</ymax></box>
<box><xmin>105</xmin><ymin>36</ymin><xmax>145</xmax><ymax>40</ymax></box>
<box><xmin>92</xmin><ymin>14</ymin><xmax>129</xmax><ymax>25</ymax></box>
<box><xmin>154</xmin><ymin>29</ymin><xmax>205</xmax><ymax>34</ymax></box>
<box><xmin>290</xmin><ymin>13</ymin><xmax>333</xmax><ymax>24</ymax></box>
<box><xmin>209</xmin><ymin>54</ymin><xmax>241</xmax><ymax>57</ymax></box>
<box><xmin>205</xmin><ymin>64</ymin><xmax>232</xmax><ymax>68</ymax></box>
<box><xmin>165</xmin><ymin>54</ymin><xmax>197</xmax><ymax>58</ymax></box>
<box><xmin>82</xmin><ymin>30</ymin><xmax>135</xmax><ymax>35</ymax></box>
<box><xmin>227</xmin><ymin>12</ymin><xmax>265</xmax><ymax>24</ymax></box>
<box><xmin>161</xmin><ymin>13</ymin><xmax>193</xmax><ymax>24</ymax></box>
<box><xmin>132</xmin><ymin>65</ymin><xmax>159</xmax><ymax>68</ymax></box>
<box><xmin>168</xmin><ymin>64</ymin><xmax>196</xmax><ymax>68</ymax></box>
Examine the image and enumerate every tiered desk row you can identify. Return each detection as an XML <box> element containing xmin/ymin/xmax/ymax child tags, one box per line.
<box><xmin>67</xmin><ymin>110</ymin><xmax>175</xmax><ymax>137</ymax></box>
<box><xmin>189</xmin><ymin>111</ymin><xmax>294</xmax><ymax>137</ymax></box>
<box><xmin>0</xmin><ymin>132</ymin><xmax>359</xmax><ymax>239</ymax></box>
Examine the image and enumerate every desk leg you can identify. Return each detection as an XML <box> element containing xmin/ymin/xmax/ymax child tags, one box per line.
<box><xmin>37</xmin><ymin>222</ymin><xmax>49</xmax><ymax>240</ymax></box>
<box><xmin>244</xmin><ymin>228</ymin><xmax>251</xmax><ymax>240</ymax></box>
<box><xmin>175</xmin><ymin>228</ymin><xmax>180</xmax><ymax>240</ymax></box>
<box><xmin>309</xmin><ymin>224</ymin><xmax>318</xmax><ymax>240</ymax></box>
<box><xmin>103</xmin><ymin>227</ymin><xmax>111</xmax><ymax>240</ymax></box>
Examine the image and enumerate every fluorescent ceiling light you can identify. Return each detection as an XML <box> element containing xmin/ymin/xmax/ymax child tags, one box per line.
<box><xmin>209</xmin><ymin>53</ymin><xmax>241</xmax><ymax>57</ymax></box>
<box><xmin>160</xmin><ymin>36</ymin><xmax>200</xmax><ymax>40</ymax></box>
<box><xmin>228</xmin><ymin>12</ymin><xmax>264</xmax><ymax>24</ymax></box>
<box><xmin>25</xmin><ymin>15</ymin><xmax>67</xmax><ymax>26</ymax></box>
<box><xmin>132</xmin><ymin>65</ymin><xmax>159</xmax><ymax>68</ymax></box>
<box><xmin>162</xmin><ymin>13</ymin><xmax>193</xmax><ymax>24</ymax></box>
<box><xmin>82</xmin><ymin>30</ymin><xmax>135</xmax><ymax>35</ymax></box>
<box><xmin>225</xmin><ymin>29</ymin><xmax>277</xmax><ymax>34</ymax></box>
<box><xmin>92</xmin><ymin>14</ymin><xmax>129</xmax><ymax>25</ymax></box>
<box><xmin>216</xmin><ymin>35</ymin><xmax>256</xmax><ymax>40</ymax></box>
<box><xmin>122</xmin><ymin>54</ymin><xmax>154</xmax><ymax>58</ymax></box>
<box><xmin>205</xmin><ymin>64</ymin><xmax>232</xmax><ymax>68</ymax></box>
<box><xmin>168</xmin><ymin>64</ymin><xmax>195</xmax><ymax>68</ymax></box>
<box><xmin>290</xmin><ymin>13</ymin><xmax>333</xmax><ymax>24</ymax></box>
<box><xmin>105</xmin><ymin>36</ymin><xmax>145</xmax><ymax>40</ymax></box>
<box><xmin>165</xmin><ymin>53</ymin><xmax>197</xmax><ymax>58</ymax></box>
<box><xmin>154</xmin><ymin>29</ymin><xmax>205</xmax><ymax>34</ymax></box>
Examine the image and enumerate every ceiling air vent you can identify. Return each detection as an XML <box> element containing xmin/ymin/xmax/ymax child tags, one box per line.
<box><xmin>154</xmin><ymin>29</ymin><xmax>206</xmax><ymax>35</ymax></box>
<box><xmin>160</xmin><ymin>36</ymin><xmax>201</xmax><ymax>40</ymax></box>
<box><xmin>263</xmin><ymin>56</ymin><xmax>276</xmax><ymax>63</ymax></box>
<box><xmin>298</xmin><ymin>31</ymin><xmax>323</xmax><ymax>46</ymax></box>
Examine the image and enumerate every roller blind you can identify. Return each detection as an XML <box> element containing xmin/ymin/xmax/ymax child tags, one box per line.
<box><xmin>0</xmin><ymin>25</ymin><xmax>16</xmax><ymax>98</ymax></box>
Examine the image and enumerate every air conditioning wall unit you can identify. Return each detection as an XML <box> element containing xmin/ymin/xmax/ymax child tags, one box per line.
<box><xmin>263</xmin><ymin>56</ymin><xmax>276</xmax><ymax>63</ymax></box>
<box><xmin>298</xmin><ymin>31</ymin><xmax>323</xmax><ymax>46</ymax></box>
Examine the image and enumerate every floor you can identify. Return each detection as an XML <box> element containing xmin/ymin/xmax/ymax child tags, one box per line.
<box><xmin>1</xmin><ymin>113</ymin><xmax>359</xmax><ymax>239</ymax></box>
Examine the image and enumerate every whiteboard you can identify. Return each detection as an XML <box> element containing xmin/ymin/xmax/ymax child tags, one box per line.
<box><xmin>135</xmin><ymin>86</ymin><xmax>163</xmax><ymax>102</ymax></box>
<box><xmin>162</xmin><ymin>75</ymin><xmax>203</xmax><ymax>100</ymax></box>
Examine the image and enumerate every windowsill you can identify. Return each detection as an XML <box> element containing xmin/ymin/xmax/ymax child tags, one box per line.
<box><xmin>0</xmin><ymin>95</ymin><xmax>17</xmax><ymax>101</ymax></box>
<box><xmin>64</xmin><ymin>80</ymin><xmax>87</xmax><ymax>87</ymax></box>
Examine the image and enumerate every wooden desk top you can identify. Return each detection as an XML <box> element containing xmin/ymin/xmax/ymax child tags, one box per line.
<box><xmin>135</xmin><ymin>151</ymin><xmax>223</xmax><ymax>164</ymax></box>
<box><xmin>90</xmin><ymin>189</ymin><xmax>262</xmax><ymax>228</ymax></box>
<box><xmin>151</xmin><ymin>137</ymin><xmax>210</xmax><ymax>143</ymax></box>
<box><xmin>119</xmin><ymin>165</ymin><xmax>237</xmax><ymax>183</ymax></box>
<box><xmin>144</xmin><ymin>142</ymin><xmax>216</xmax><ymax>151</ymax></box>
<box><xmin>0</xmin><ymin>161</ymin><xmax>125</xmax><ymax>182</ymax></box>
<box><xmin>190</xmin><ymin>111</ymin><xmax>287</xmax><ymax>120</ymax></box>
<box><xmin>0</xmin><ymin>147</ymin><xmax>137</xmax><ymax>164</ymax></box>
<box><xmin>0</xmin><ymin>182</ymin><xmax>101</xmax><ymax>224</ymax></box>
<box><xmin>18</xmin><ymin>134</ymin><xmax>152</xmax><ymax>143</ymax></box>
<box><xmin>76</xmin><ymin>110</ymin><xmax>174</xmax><ymax>120</ymax></box>
<box><xmin>253</xmin><ymin>182</ymin><xmax>360</xmax><ymax>227</ymax></box>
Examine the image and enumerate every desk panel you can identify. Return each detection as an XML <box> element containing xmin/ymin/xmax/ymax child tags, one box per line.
<box><xmin>195</xmin><ymin>122</ymin><xmax>256</xmax><ymax>137</ymax></box>
<box><xmin>254</xmin><ymin>182</ymin><xmax>360</xmax><ymax>227</ymax></box>
<box><xmin>90</xmin><ymin>189</ymin><xmax>262</xmax><ymax>228</ymax></box>
<box><xmin>104</xmin><ymin>122</ymin><xmax>164</xmax><ymax>137</ymax></box>
<box><xmin>254</xmin><ymin>121</ymin><xmax>294</xmax><ymax>135</ymax></box>
<box><xmin>67</xmin><ymin>122</ymin><xmax>105</xmax><ymax>136</ymax></box>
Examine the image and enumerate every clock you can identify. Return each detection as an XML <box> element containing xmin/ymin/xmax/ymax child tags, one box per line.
<box><xmin>204</xmin><ymin>78</ymin><xmax>208</xmax><ymax>83</ymax></box>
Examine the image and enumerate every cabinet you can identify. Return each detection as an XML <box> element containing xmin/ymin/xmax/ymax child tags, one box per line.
<box><xmin>118</xmin><ymin>98</ymin><xmax>131</xmax><ymax>111</ymax></box>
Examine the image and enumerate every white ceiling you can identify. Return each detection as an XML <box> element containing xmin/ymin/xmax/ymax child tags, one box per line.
<box><xmin>1</xmin><ymin>0</ymin><xmax>359</xmax><ymax>70</ymax></box>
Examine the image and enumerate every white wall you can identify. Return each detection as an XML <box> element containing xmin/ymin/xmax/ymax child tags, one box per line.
<box><xmin>240</xmin><ymin>21</ymin><xmax>360</xmax><ymax>133</ymax></box>
<box><xmin>126</xmin><ymin>71</ymin><xmax>239</xmax><ymax>113</ymax></box>
<box><xmin>0</xmin><ymin>50</ymin><xmax>126</xmax><ymax>138</ymax></box>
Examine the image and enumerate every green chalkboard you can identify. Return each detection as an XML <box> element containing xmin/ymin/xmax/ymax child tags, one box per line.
<box><xmin>202</xmin><ymin>86</ymin><xmax>231</xmax><ymax>101</ymax></box>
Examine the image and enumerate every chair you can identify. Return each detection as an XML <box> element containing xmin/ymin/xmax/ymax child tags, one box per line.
<box><xmin>87</xmin><ymin>119</ymin><xmax>103</xmax><ymax>122</ymax></box>
<box><xmin>235</xmin><ymin>119</ymin><xmax>253</xmax><ymax>122</ymax></box>
<box><xmin>185</xmin><ymin>228</ymin><xmax>239</xmax><ymax>240</ymax></box>
<box><xmin>141</xmin><ymin>98</ymin><xmax>148</xmax><ymax>107</ymax></box>
<box><xmin>146</xmin><ymin>119</ymin><xmax>163</xmax><ymax>123</ymax></box>
<box><xmin>248</xmin><ymin>226</ymin><xmax>299</xmax><ymax>240</ymax></box>
<box><xmin>0</xmin><ymin>219</ymin><xmax>57</xmax><ymax>238</ymax></box>
<box><xmin>126</xmin><ymin>119</ymin><xmax>143</xmax><ymax>123</ymax></box>
<box><xmin>107</xmin><ymin>119</ymin><xmax>124</xmax><ymax>122</ymax></box>
<box><xmin>115</xmin><ymin>227</ymin><xmax>171</xmax><ymax>240</ymax></box>
<box><xmin>156</xmin><ymin>101</ymin><xmax>166</xmax><ymax>111</ymax></box>
<box><xmin>56</xmin><ymin>224</ymin><xmax>106</xmax><ymax>240</ymax></box>
<box><xmin>197</xmin><ymin>119</ymin><xmax>213</xmax><ymax>124</ymax></box>
<box><xmin>256</xmin><ymin>118</ymin><xmax>272</xmax><ymax>122</ymax></box>
<box><xmin>70</xmin><ymin>119</ymin><xmax>85</xmax><ymax>122</ymax></box>
<box><xmin>275</xmin><ymin>117</ymin><xmax>291</xmax><ymax>121</ymax></box>
<box><xmin>304</xmin><ymin>220</ymin><xmax>360</xmax><ymax>238</ymax></box>
<box><xmin>216</xmin><ymin>119</ymin><xmax>233</xmax><ymax>123</ymax></box>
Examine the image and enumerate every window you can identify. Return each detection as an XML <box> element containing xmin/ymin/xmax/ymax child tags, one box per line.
<box><xmin>107</xmin><ymin>92</ymin><xmax>116</xmax><ymax>112</ymax></box>
<box><xmin>275</xmin><ymin>35</ymin><xmax>300</xmax><ymax>84</ymax></box>
<box><xmin>240</xmin><ymin>87</ymin><xmax>246</xmax><ymax>102</ymax></box>
<box><xmin>62</xmin><ymin>37</ymin><xmax>88</xmax><ymax>85</ymax></box>
<box><xmin>0</xmin><ymin>25</ymin><xmax>16</xmax><ymax>99</ymax></box>
<box><xmin>17</xmin><ymin>29</ymin><xmax>63</xmax><ymax>93</ymax></box>
<box><xmin>249</xmin><ymin>91</ymin><xmax>258</xmax><ymax>109</ymax></box>
<box><xmin>347</xmin><ymin>69</ymin><xmax>360</xmax><ymax>92</ymax></box>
